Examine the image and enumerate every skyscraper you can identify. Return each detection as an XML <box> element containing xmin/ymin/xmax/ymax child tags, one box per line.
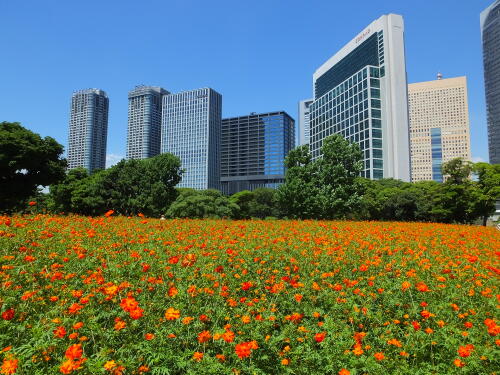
<box><xmin>408</xmin><ymin>75</ymin><xmax>471</xmax><ymax>182</ymax></box>
<box><xmin>67</xmin><ymin>89</ymin><xmax>109</xmax><ymax>172</ymax></box>
<box><xmin>309</xmin><ymin>14</ymin><xmax>410</xmax><ymax>181</ymax></box>
<box><xmin>481</xmin><ymin>0</ymin><xmax>500</xmax><ymax>164</ymax></box>
<box><xmin>298</xmin><ymin>99</ymin><xmax>313</xmax><ymax>146</ymax></box>
<box><xmin>127</xmin><ymin>86</ymin><xmax>170</xmax><ymax>160</ymax></box>
<box><xmin>220</xmin><ymin>111</ymin><xmax>295</xmax><ymax>195</ymax></box>
<box><xmin>161</xmin><ymin>88</ymin><xmax>222</xmax><ymax>190</ymax></box>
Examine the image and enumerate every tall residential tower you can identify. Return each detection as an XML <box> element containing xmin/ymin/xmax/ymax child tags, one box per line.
<box><xmin>408</xmin><ymin>75</ymin><xmax>471</xmax><ymax>182</ymax></box>
<box><xmin>309</xmin><ymin>14</ymin><xmax>410</xmax><ymax>181</ymax></box>
<box><xmin>481</xmin><ymin>0</ymin><xmax>500</xmax><ymax>164</ymax></box>
<box><xmin>67</xmin><ymin>89</ymin><xmax>109</xmax><ymax>172</ymax></box>
<box><xmin>127</xmin><ymin>86</ymin><xmax>169</xmax><ymax>160</ymax></box>
<box><xmin>220</xmin><ymin>111</ymin><xmax>295</xmax><ymax>195</ymax></box>
<box><xmin>161</xmin><ymin>88</ymin><xmax>222</xmax><ymax>190</ymax></box>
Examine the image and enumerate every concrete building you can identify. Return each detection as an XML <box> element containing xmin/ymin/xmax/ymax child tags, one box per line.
<box><xmin>298</xmin><ymin>99</ymin><xmax>313</xmax><ymax>145</ymax></box>
<box><xmin>161</xmin><ymin>88</ymin><xmax>222</xmax><ymax>190</ymax></box>
<box><xmin>67</xmin><ymin>89</ymin><xmax>109</xmax><ymax>172</ymax></box>
<box><xmin>220</xmin><ymin>111</ymin><xmax>295</xmax><ymax>195</ymax></box>
<box><xmin>127</xmin><ymin>86</ymin><xmax>169</xmax><ymax>160</ymax></box>
<box><xmin>309</xmin><ymin>14</ymin><xmax>410</xmax><ymax>181</ymax></box>
<box><xmin>481</xmin><ymin>0</ymin><xmax>500</xmax><ymax>164</ymax></box>
<box><xmin>408</xmin><ymin>75</ymin><xmax>471</xmax><ymax>182</ymax></box>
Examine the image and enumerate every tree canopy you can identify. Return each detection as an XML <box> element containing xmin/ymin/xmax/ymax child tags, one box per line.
<box><xmin>0</xmin><ymin>122</ymin><xmax>67</xmax><ymax>212</ymax></box>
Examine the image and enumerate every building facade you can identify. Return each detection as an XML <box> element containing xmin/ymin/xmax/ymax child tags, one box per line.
<box><xmin>309</xmin><ymin>14</ymin><xmax>410</xmax><ymax>181</ymax></box>
<box><xmin>220</xmin><ymin>111</ymin><xmax>295</xmax><ymax>195</ymax></box>
<box><xmin>161</xmin><ymin>88</ymin><xmax>222</xmax><ymax>190</ymax></box>
<box><xmin>408</xmin><ymin>75</ymin><xmax>471</xmax><ymax>182</ymax></box>
<box><xmin>481</xmin><ymin>0</ymin><xmax>500</xmax><ymax>164</ymax></box>
<box><xmin>67</xmin><ymin>89</ymin><xmax>109</xmax><ymax>172</ymax></box>
<box><xmin>127</xmin><ymin>86</ymin><xmax>169</xmax><ymax>160</ymax></box>
<box><xmin>298</xmin><ymin>99</ymin><xmax>313</xmax><ymax>146</ymax></box>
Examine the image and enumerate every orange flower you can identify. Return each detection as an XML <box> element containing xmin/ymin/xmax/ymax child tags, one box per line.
<box><xmin>222</xmin><ymin>330</ymin><xmax>235</xmax><ymax>343</ymax></box>
<box><xmin>197</xmin><ymin>330</ymin><xmax>211</xmax><ymax>343</ymax></box>
<box><xmin>59</xmin><ymin>359</ymin><xmax>74</xmax><ymax>374</ymax></box>
<box><xmin>104</xmin><ymin>210</ymin><xmax>114</xmax><ymax>217</ymax></box>
<box><xmin>28</xmin><ymin>201</ymin><xmax>36</xmax><ymax>206</ymax></box>
<box><xmin>164</xmin><ymin>307</ymin><xmax>180</xmax><ymax>321</ymax></box>
<box><xmin>458</xmin><ymin>344</ymin><xmax>474</xmax><ymax>358</ymax></box>
<box><xmin>2</xmin><ymin>309</ymin><xmax>14</xmax><ymax>321</ymax></box>
<box><xmin>114</xmin><ymin>318</ymin><xmax>126</xmax><ymax>331</ymax></box>
<box><xmin>120</xmin><ymin>297</ymin><xmax>138</xmax><ymax>312</ymax></box>
<box><xmin>1</xmin><ymin>358</ymin><xmax>18</xmax><ymax>375</ymax></box>
<box><xmin>314</xmin><ymin>332</ymin><xmax>326</xmax><ymax>343</ymax></box>
<box><xmin>235</xmin><ymin>341</ymin><xmax>258</xmax><ymax>359</ymax></box>
<box><xmin>338</xmin><ymin>369</ymin><xmax>350</xmax><ymax>375</ymax></box>
<box><xmin>454</xmin><ymin>358</ymin><xmax>465</xmax><ymax>368</ymax></box>
<box><xmin>192</xmin><ymin>352</ymin><xmax>203</xmax><ymax>362</ymax></box>
<box><xmin>53</xmin><ymin>326</ymin><xmax>67</xmax><ymax>338</ymax></box>
<box><xmin>421</xmin><ymin>310</ymin><xmax>431</xmax><ymax>319</ymax></box>
<box><xmin>401</xmin><ymin>281</ymin><xmax>411</xmax><ymax>291</ymax></box>
<box><xmin>65</xmin><ymin>344</ymin><xmax>83</xmax><ymax>360</ymax></box>
<box><xmin>144</xmin><ymin>333</ymin><xmax>155</xmax><ymax>341</ymax></box>
<box><xmin>374</xmin><ymin>352</ymin><xmax>385</xmax><ymax>361</ymax></box>
<box><xmin>168</xmin><ymin>286</ymin><xmax>178</xmax><ymax>297</ymax></box>
<box><xmin>104</xmin><ymin>361</ymin><xmax>117</xmax><ymax>371</ymax></box>
<box><xmin>281</xmin><ymin>358</ymin><xmax>290</xmax><ymax>365</ymax></box>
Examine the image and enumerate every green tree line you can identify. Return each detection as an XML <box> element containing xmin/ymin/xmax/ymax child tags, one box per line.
<box><xmin>2</xmin><ymin>121</ymin><xmax>499</xmax><ymax>224</ymax></box>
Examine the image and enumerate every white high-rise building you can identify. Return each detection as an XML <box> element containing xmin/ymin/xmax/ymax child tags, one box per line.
<box><xmin>309</xmin><ymin>14</ymin><xmax>410</xmax><ymax>181</ymax></box>
<box><xmin>408</xmin><ymin>75</ymin><xmax>471</xmax><ymax>182</ymax></box>
<box><xmin>127</xmin><ymin>86</ymin><xmax>169</xmax><ymax>160</ymax></box>
<box><xmin>161</xmin><ymin>88</ymin><xmax>222</xmax><ymax>190</ymax></box>
<box><xmin>298</xmin><ymin>99</ymin><xmax>313</xmax><ymax>146</ymax></box>
<box><xmin>67</xmin><ymin>89</ymin><xmax>109</xmax><ymax>172</ymax></box>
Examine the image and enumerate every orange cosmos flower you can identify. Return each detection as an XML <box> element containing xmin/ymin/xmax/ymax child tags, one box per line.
<box><xmin>235</xmin><ymin>341</ymin><xmax>258</xmax><ymax>359</ymax></box>
<box><xmin>314</xmin><ymin>332</ymin><xmax>326</xmax><ymax>343</ymax></box>
<box><xmin>192</xmin><ymin>352</ymin><xmax>203</xmax><ymax>362</ymax></box>
<box><xmin>339</xmin><ymin>369</ymin><xmax>350</xmax><ymax>375</ymax></box>
<box><xmin>421</xmin><ymin>310</ymin><xmax>431</xmax><ymax>319</ymax></box>
<box><xmin>1</xmin><ymin>309</ymin><xmax>14</xmax><ymax>321</ymax></box>
<box><xmin>458</xmin><ymin>344</ymin><xmax>474</xmax><ymax>358</ymax></box>
<box><xmin>401</xmin><ymin>281</ymin><xmax>411</xmax><ymax>291</ymax></box>
<box><xmin>374</xmin><ymin>352</ymin><xmax>385</xmax><ymax>361</ymax></box>
<box><xmin>197</xmin><ymin>330</ymin><xmax>211</xmax><ymax>343</ymax></box>
<box><xmin>167</xmin><ymin>286</ymin><xmax>178</xmax><ymax>297</ymax></box>
<box><xmin>0</xmin><ymin>357</ymin><xmax>18</xmax><ymax>375</ymax></box>
<box><xmin>120</xmin><ymin>297</ymin><xmax>138</xmax><ymax>312</ymax></box>
<box><xmin>104</xmin><ymin>210</ymin><xmax>114</xmax><ymax>217</ymax></box>
<box><xmin>144</xmin><ymin>333</ymin><xmax>155</xmax><ymax>341</ymax></box>
<box><xmin>59</xmin><ymin>359</ymin><xmax>75</xmax><ymax>374</ymax></box>
<box><xmin>53</xmin><ymin>326</ymin><xmax>67</xmax><ymax>338</ymax></box>
<box><xmin>454</xmin><ymin>358</ymin><xmax>465</xmax><ymax>367</ymax></box>
<box><xmin>164</xmin><ymin>307</ymin><xmax>180</xmax><ymax>320</ymax></box>
<box><xmin>28</xmin><ymin>201</ymin><xmax>36</xmax><ymax>206</ymax></box>
<box><xmin>114</xmin><ymin>318</ymin><xmax>126</xmax><ymax>331</ymax></box>
<box><xmin>65</xmin><ymin>344</ymin><xmax>83</xmax><ymax>360</ymax></box>
<box><xmin>223</xmin><ymin>330</ymin><xmax>235</xmax><ymax>343</ymax></box>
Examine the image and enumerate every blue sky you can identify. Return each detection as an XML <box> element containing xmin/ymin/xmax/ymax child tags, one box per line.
<box><xmin>0</xmin><ymin>0</ymin><xmax>494</xmax><ymax>165</ymax></box>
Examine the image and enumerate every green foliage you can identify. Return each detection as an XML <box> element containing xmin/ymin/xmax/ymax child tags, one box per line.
<box><xmin>230</xmin><ymin>188</ymin><xmax>279</xmax><ymax>219</ymax></box>
<box><xmin>0</xmin><ymin>121</ymin><xmax>67</xmax><ymax>213</ymax></box>
<box><xmin>49</xmin><ymin>153</ymin><xmax>182</xmax><ymax>216</ymax></box>
<box><xmin>167</xmin><ymin>189</ymin><xmax>239</xmax><ymax>218</ymax></box>
<box><xmin>277</xmin><ymin>135</ymin><xmax>364</xmax><ymax>219</ymax></box>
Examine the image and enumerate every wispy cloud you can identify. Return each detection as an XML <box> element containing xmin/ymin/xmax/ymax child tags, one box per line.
<box><xmin>471</xmin><ymin>156</ymin><xmax>485</xmax><ymax>163</ymax></box>
<box><xmin>106</xmin><ymin>154</ymin><xmax>124</xmax><ymax>168</ymax></box>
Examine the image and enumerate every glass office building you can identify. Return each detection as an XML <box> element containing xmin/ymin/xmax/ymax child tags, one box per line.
<box><xmin>298</xmin><ymin>99</ymin><xmax>313</xmax><ymax>146</ymax></box>
<box><xmin>127</xmin><ymin>86</ymin><xmax>169</xmax><ymax>160</ymax></box>
<box><xmin>67</xmin><ymin>89</ymin><xmax>109</xmax><ymax>172</ymax></box>
<box><xmin>309</xmin><ymin>14</ymin><xmax>410</xmax><ymax>181</ymax></box>
<box><xmin>161</xmin><ymin>88</ymin><xmax>222</xmax><ymax>190</ymax></box>
<box><xmin>481</xmin><ymin>0</ymin><xmax>500</xmax><ymax>164</ymax></box>
<box><xmin>220</xmin><ymin>111</ymin><xmax>295</xmax><ymax>195</ymax></box>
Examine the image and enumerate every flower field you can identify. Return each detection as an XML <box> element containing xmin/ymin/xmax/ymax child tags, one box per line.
<box><xmin>0</xmin><ymin>215</ymin><xmax>498</xmax><ymax>374</ymax></box>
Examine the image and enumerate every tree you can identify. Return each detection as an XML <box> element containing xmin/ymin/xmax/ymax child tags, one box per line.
<box><xmin>167</xmin><ymin>189</ymin><xmax>239</xmax><ymax>218</ymax></box>
<box><xmin>48</xmin><ymin>153</ymin><xmax>182</xmax><ymax>216</ymax></box>
<box><xmin>276</xmin><ymin>145</ymin><xmax>321</xmax><ymax>219</ymax></box>
<box><xmin>0</xmin><ymin>122</ymin><xmax>67</xmax><ymax>212</ymax></box>
<box><xmin>472</xmin><ymin>162</ymin><xmax>500</xmax><ymax>225</ymax></box>
<box><xmin>315</xmin><ymin>134</ymin><xmax>364</xmax><ymax>219</ymax></box>
<box><xmin>277</xmin><ymin>135</ymin><xmax>364</xmax><ymax>219</ymax></box>
<box><xmin>230</xmin><ymin>188</ymin><xmax>280</xmax><ymax>219</ymax></box>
